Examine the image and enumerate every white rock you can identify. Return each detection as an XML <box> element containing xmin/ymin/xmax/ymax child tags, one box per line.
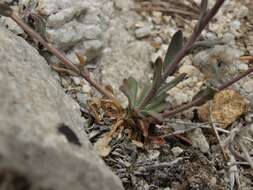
<box><xmin>230</xmin><ymin>20</ymin><xmax>241</xmax><ymax>30</ymax></box>
<box><xmin>237</xmin><ymin>6</ymin><xmax>249</xmax><ymax>19</ymax></box>
<box><xmin>178</xmin><ymin>65</ymin><xmax>201</xmax><ymax>76</ymax></box>
<box><xmin>81</xmin><ymin>84</ymin><xmax>92</xmax><ymax>94</ymax></box>
<box><xmin>242</xmin><ymin>80</ymin><xmax>253</xmax><ymax>93</ymax></box>
<box><xmin>135</xmin><ymin>25</ymin><xmax>153</xmax><ymax>38</ymax></box>
<box><xmin>187</xmin><ymin>128</ymin><xmax>210</xmax><ymax>153</ymax></box>
<box><xmin>72</xmin><ymin>77</ymin><xmax>81</xmax><ymax>86</ymax></box>
<box><xmin>235</xmin><ymin>63</ymin><xmax>248</xmax><ymax>71</ymax></box>
<box><xmin>76</xmin><ymin>93</ymin><xmax>88</xmax><ymax>105</ymax></box>
<box><xmin>171</xmin><ymin>146</ymin><xmax>184</xmax><ymax>156</ymax></box>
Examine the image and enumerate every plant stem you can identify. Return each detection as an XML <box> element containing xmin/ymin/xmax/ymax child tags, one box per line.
<box><xmin>217</xmin><ymin>66</ymin><xmax>253</xmax><ymax>91</ymax></box>
<box><xmin>163</xmin><ymin>0</ymin><xmax>225</xmax><ymax>79</ymax></box>
<box><xmin>10</xmin><ymin>13</ymin><xmax>118</xmax><ymax>102</ymax></box>
<box><xmin>162</xmin><ymin>66</ymin><xmax>253</xmax><ymax>119</ymax></box>
<box><xmin>139</xmin><ymin>0</ymin><xmax>226</xmax><ymax>109</ymax></box>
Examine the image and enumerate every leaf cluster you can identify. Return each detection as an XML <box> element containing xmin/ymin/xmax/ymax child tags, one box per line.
<box><xmin>120</xmin><ymin>31</ymin><xmax>185</xmax><ymax>121</ymax></box>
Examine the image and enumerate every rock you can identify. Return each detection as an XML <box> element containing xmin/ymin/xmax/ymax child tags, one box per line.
<box><xmin>135</xmin><ymin>24</ymin><xmax>153</xmax><ymax>38</ymax></box>
<box><xmin>187</xmin><ymin>129</ymin><xmax>210</xmax><ymax>153</ymax></box>
<box><xmin>19</xmin><ymin>0</ymin><xmax>107</xmax><ymax>61</ymax></box>
<box><xmin>237</xmin><ymin>5</ymin><xmax>249</xmax><ymax>19</ymax></box>
<box><xmin>113</xmin><ymin>0</ymin><xmax>134</xmax><ymax>11</ymax></box>
<box><xmin>178</xmin><ymin>64</ymin><xmax>202</xmax><ymax>77</ymax></box>
<box><xmin>72</xmin><ymin>76</ymin><xmax>81</xmax><ymax>86</ymax></box>
<box><xmin>242</xmin><ymin>80</ymin><xmax>253</xmax><ymax>93</ymax></box>
<box><xmin>152</xmin><ymin>11</ymin><xmax>162</xmax><ymax>25</ymax></box>
<box><xmin>76</xmin><ymin>93</ymin><xmax>89</xmax><ymax>106</ymax></box>
<box><xmin>198</xmin><ymin>90</ymin><xmax>247</xmax><ymax>128</ymax></box>
<box><xmin>230</xmin><ymin>20</ymin><xmax>241</xmax><ymax>30</ymax></box>
<box><xmin>193</xmin><ymin>45</ymin><xmax>244</xmax><ymax>86</ymax></box>
<box><xmin>0</xmin><ymin>26</ymin><xmax>123</xmax><ymax>190</ymax></box>
<box><xmin>171</xmin><ymin>147</ymin><xmax>184</xmax><ymax>157</ymax></box>
<box><xmin>99</xmin><ymin>12</ymin><xmax>154</xmax><ymax>102</ymax></box>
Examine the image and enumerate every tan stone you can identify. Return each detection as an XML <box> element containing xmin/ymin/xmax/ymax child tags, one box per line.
<box><xmin>198</xmin><ymin>90</ymin><xmax>247</xmax><ymax>128</ymax></box>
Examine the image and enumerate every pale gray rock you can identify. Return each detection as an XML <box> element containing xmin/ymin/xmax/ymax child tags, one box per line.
<box><xmin>187</xmin><ymin>128</ymin><xmax>210</xmax><ymax>153</ymax></box>
<box><xmin>135</xmin><ymin>25</ymin><xmax>153</xmax><ymax>38</ymax></box>
<box><xmin>19</xmin><ymin>0</ymin><xmax>107</xmax><ymax>60</ymax></box>
<box><xmin>97</xmin><ymin>5</ymin><xmax>154</xmax><ymax>103</ymax></box>
<box><xmin>171</xmin><ymin>146</ymin><xmax>184</xmax><ymax>157</ymax></box>
<box><xmin>193</xmin><ymin>45</ymin><xmax>244</xmax><ymax>86</ymax></box>
<box><xmin>0</xmin><ymin>26</ymin><xmax>123</xmax><ymax>190</ymax></box>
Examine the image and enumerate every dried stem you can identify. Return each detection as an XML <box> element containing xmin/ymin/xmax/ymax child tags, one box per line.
<box><xmin>4</xmin><ymin>10</ymin><xmax>118</xmax><ymax>102</ymax></box>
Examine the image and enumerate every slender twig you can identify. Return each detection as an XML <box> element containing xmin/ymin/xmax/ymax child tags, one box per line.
<box><xmin>139</xmin><ymin>0</ymin><xmax>226</xmax><ymax>109</ymax></box>
<box><xmin>161</xmin><ymin>64</ymin><xmax>253</xmax><ymax>119</ymax></box>
<box><xmin>217</xmin><ymin>66</ymin><xmax>253</xmax><ymax>91</ymax></box>
<box><xmin>0</xmin><ymin>4</ymin><xmax>118</xmax><ymax>103</ymax></box>
<box><xmin>164</xmin><ymin>0</ymin><xmax>226</xmax><ymax>78</ymax></box>
<box><xmin>208</xmin><ymin>102</ymin><xmax>228</xmax><ymax>161</ymax></box>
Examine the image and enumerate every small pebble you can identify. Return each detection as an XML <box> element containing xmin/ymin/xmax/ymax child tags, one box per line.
<box><xmin>171</xmin><ymin>146</ymin><xmax>184</xmax><ymax>157</ymax></box>
<box><xmin>230</xmin><ymin>20</ymin><xmax>241</xmax><ymax>30</ymax></box>
<box><xmin>135</xmin><ymin>25</ymin><xmax>152</xmax><ymax>38</ymax></box>
<box><xmin>72</xmin><ymin>77</ymin><xmax>81</xmax><ymax>86</ymax></box>
<box><xmin>76</xmin><ymin>93</ymin><xmax>88</xmax><ymax>104</ymax></box>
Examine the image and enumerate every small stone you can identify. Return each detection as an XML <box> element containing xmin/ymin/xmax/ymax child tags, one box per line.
<box><xmin>135</xmin><ymin>25</ymin><xmax>152</xmax><ymax>38</ymax></box>
<box><xmin>61</xmin><ymin>77</ymin><xmax>71</xmax><ymax>88</ymax></box>
<box><xmin>72</xmin><ymin>77</ymin><xmax>81</xmax><ymax>86</ymax></box>
<box><xmin>152</xmin><ymin>11</ymin><xmax>162</xmax><ymax>25</ymax></box>
<box><xmin>171</xmin><ymin>146</ymin><xmax>184</xmax><ymax>156</ymax></box>
<box><xmin>162</xmin><ymin>16</ymin><xmax>171</xmax><ymax>24</ymax></box>
<box><xmin>187</xmin><ymin>128</ymin><xmax>210</xmax><ymax>153</ymax></box>
<box><xmin>230</xmin><ymin>20</ymin><xmax>241</xmax><ymax>30</ymax></box>
<box><xmin>76</xmin><ymin>93</ymin><xmax>88</xmax><ymax>106</ymax></box>
<box><xmin>237</xmin><ymin>6</ymin><xmax>249</xmax><ymax>19</ymax></box>
<box><xmin>223</xmin><ymin>33</ymin><xmax>235</xmax><ymax>44</ymax></box>
<box><xmin>198</xmin><ymin>90</ymin><xmax>247</xmax><ymax>128</ymax></box>
<box><xmin>178</xmin><ymin>65</ymin><xmax>201</xmax><ymax>76</ymax></box>
<box><xmin>206</xmin><ymin>32</ymin><xmax>218</xmax><ymax>40</ymax></box>
<box><xmin>242</xmin><ymin>80</ymin><xmax>253</xmax><ymax>93</ymax></box>
<box><xmin>81</xmin><ymin>84</ymin><xmax>92</xmax><ymax>94</ymax></box>
<box><xmin>235</xmin><ymin>63</ymin><xmax>248</xmax><ymax>71</ymax></box>
<box><xmin>154</xmin><ymin>36</ymin><xmax>163</xmax><ymax>44</ymax></box>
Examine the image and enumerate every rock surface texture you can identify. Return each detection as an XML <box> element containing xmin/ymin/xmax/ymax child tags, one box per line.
<box><xmin>0</xmin><ymin>26</ymin><xmax>123</xmax><ymax>190</ymax></box>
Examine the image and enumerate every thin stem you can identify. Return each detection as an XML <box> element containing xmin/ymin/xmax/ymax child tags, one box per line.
<box><xmin>163</xmin><ymin>0</ymin><xmax>226</xmax><ymax>79</ymax></box>
<box><xmin>218</xmin><ymin>66</ymin><xmax>253</xmax><ymax>91</ymax></box>
<box><xmin>139</xmin><ymin>0</ymin><xmax>226</xmax><ymax>109</ymax></box>
<box><xmin>162</xmin><ymin>65</ymin><xmax>253</xmax><ymax>119</ymax></box>
<box><xmin>10</xmin><ymin>13</ymin><xmax>118</xmax><ymax>102</ymax></box>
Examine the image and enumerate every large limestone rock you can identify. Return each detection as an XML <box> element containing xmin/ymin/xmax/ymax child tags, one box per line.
<box><xmin>0</xmin><ymin>26</ymin><xmax>123</xmax><ymax>190</ymax></box>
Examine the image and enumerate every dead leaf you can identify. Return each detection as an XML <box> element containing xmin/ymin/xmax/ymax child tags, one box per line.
<box><xmin>94</xmin><ymin>133</ymin><xmax>112</xmax><ymax>157</ymax></box>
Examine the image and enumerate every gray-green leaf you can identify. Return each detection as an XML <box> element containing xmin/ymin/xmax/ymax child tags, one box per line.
<box><xmin>163</xmin><ymin>30</ymin><xmax>183</xmax><ymax>70</ymax></box>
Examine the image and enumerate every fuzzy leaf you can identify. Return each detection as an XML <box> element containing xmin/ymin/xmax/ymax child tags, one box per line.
<box><xmin>144</xmin><ymin>93</ymin><xmax>167</xmax><ymax>111</ymax></box>
<box><xmin>163</xmin><ymin>30</ymin><xmax>183</xmax><ymax>70</ymax></box>
<box><xmin>135</xmin><ymin>83</ymin><xmax>152</xmax><ymax>107</ymax></box>
<box><xmin>157</xmin><ymin>73</ymin><xmax>187</xmax><ymax>96</ymax></box>
<box><xmin>140</xmin><ymin>110</ymin><xmax>163</xmax><ymax>122</ymax></box>
<box><xmin>120</xmin><ymin>77</ymin><xmax>138</xmax><ymax>108</ymax></box>
<box><xmin>153</xmin><ymin>57</ymin><xmax>163</xmax><ymax>89</ymax></box>
<box><xmin>192</xmin><ymin>86</ymin><xmax>218</xmax><ymax>106</ymax></box>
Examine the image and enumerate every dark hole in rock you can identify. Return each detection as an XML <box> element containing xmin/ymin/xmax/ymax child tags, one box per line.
<box><xmin>58</xmin><ymin>124</ymin><xmax>82</xmax><ymax>147</ymax></box>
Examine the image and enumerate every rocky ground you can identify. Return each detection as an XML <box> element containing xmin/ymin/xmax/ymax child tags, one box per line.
<box><xmin>1</xmin><ymin>0</ymin><xmax>253</xmax><ymax>189</ymax></box>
